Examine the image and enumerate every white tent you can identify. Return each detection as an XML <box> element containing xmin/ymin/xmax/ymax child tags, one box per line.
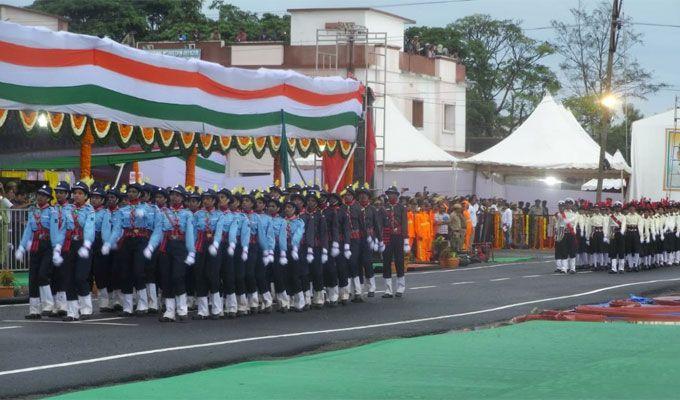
<box><xmin>582</xmin><ymin>178</ymin><xmax>626</xmax><ymax>191</ymax></box>
<box><xmin>139</xmin><ymin>153</ymin><xmax>227</xmax><ymax>189</ymax></box>
<box><xmin>629</xmin><ymin>108</ymin><xmax>680</xmax><ymax>200</ymax></box>
<box><xmin>462</xmin><ymin>94</ymin><xmax>626</xmax><ymax>177</ymax></box>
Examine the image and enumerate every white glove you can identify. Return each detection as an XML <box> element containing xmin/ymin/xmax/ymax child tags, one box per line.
<box><xmin>227</xmin><ymin>242</ymin><xmax>236</xmax><ymax>256</ymax></box>
<box><xmin>646</xmin><ymin>237</ymin><xmax>650</xmax><ymax>244</ymax></box>
<box><xmin>52</xmin><ymin>248</ymin><xmax>63</xmax><ymax>266</ymax></box>
<box><xmin>372</xmin><ymin>238</ymin><xmax>379</xmax><ymax>252</ymax></box>
<box><xmin>343</xmin><ymin>243</ymin><xmax>351</xmax><ymax>260</ymax></box>
<box><xmin>366</xmin><ymin>236</ymin><xmax>373</xmax><ymax>245</ymax></box>
<box><xmin>331</xmin><ymin>241</ymin><xmax>340</xmax><ymax>257</ymax></box>
<box><xmin>379</xmin><ymin>241</ymin><xmax>386</xmax><ymax>253</ymax></box>
<box><xmin>604</xmin><ymin>237</ymin><xmax>610</xmax><ymax>244</ymax></box>
<box><xmin>101</xmin><ymin>243</ymin><xmax>111</xmax><ymax>256</ymax></box>
<box><xmin>208</xmin><ymin>242</ymin><xmax>218</xmax><ymax>256</ymax></box>
<box><xmin>586</xmin><ymin>240</ymin><xmax>590</xmax><ymax>246</ymax></box>
<box><xmin>403</xmin><ymin>238</ymin><xmax>411</xmax><ymax>253</ymax></box>
<box><xmin>306</xmin><ymin>247</ymin><xmax>314</xmax><ymax>264</ymax></box>
<box><xmin>321</xmin><ymin>248</ymin><xmax>328</xmax><ymax>264</ymax></box>
<box><xmin>661</xmin><ymin>235</ymin><xmax>665</xmax><ymax>241</ymax></box>
<box><xmin>267</xmin><ymin>250</ymin><xmax>275</xmax><ymax>265</ymax></box>
<box><xmin>676</xmin><ymin>231</ymin><xmax>679</xmax><ymax>238</ymax></box>
<box><xmin>185</xmin><ymin>252</ymin><xmax>195</xmax><ymax>266</ymax></box>
<box><xmin>134</xmin><ymin>208</ymin><xmax>145</xmax><ymax>218</ymax></box>
<box><xmin>143</xmin><ymin>245</ymin><xmax>154</xmax><ymax>260</ymax></box>
<box><xmin>263</xmin><ymin>251</ymin><xmax>271</xmax><ymax>266</ymax></box>
<box><xmin>292</xmin><ymin>246</ymin><xmax>299</xmax><ymax>261</ymax></box>
<box><xmin>279</xmin><ymin>250</ymin><xmax>288</xmax><ymax>266</ymax></box>
<box><xmin>14</xmin><ymin>246</ymin><xmax>25</xmax><ymax>262</ymax></box>
<box><xmin>241</xmin><ymin>247</ymin><xmax>249</xmax><ymax>262</ymax></box>
<box><xmin>78</xmin><ymin>246</ymin><xmax>89</xmax><ymax>259</ymax></box>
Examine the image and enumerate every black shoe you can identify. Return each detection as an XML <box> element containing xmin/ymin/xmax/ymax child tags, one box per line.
<box><xmin>568</xmin><ymin>270</ymin><xmax>576</xmax><ymax>275</ymax></box>
<box><xmin>277</xmin><ymin>307</ymin><xmax>287</xmax><ymax>314</ymax></box>
<box><xmin>79</xmin><ymin>314</ymin><xmax>91</xmax><ymax>320</ymax></box>
<box><xmin>135</xmin><ymin>310</ymin><xmax>148</xmax><ymax>316</ymax></box>
<box><xmin>62</xmin><ymin>316</ymin><xmax>79</xmax><ymax>322</ymax></box>
<box><xmin>191</xmin><ymin>314</ymin><xmax>208</xmax><ymax>320</ymax></box>
<box><xmin>227</xmin><ymin>312</ymin><xmax>237</xmax><ymax>319</ymax></box>
<box><xmin>351</xmin><ymin>296</ymin><xmax>364</xmax><ymax>303</ymax></box>
<box><xmin>328</xmin><ymin>301</ymin><xmax>338</xmax><ymax>307</ymax></box>
<box><xmin>382</xmin><ymin>293</ymin><xmax>394</xmax><ymax>298</ymax></box>
<box><xmin>57</xmin><ymin>310</ymin><xmax>67</xmax><ymax>317</ymax></box>
<box><xmin>340</xmin><ymin>299</ymin><xmax>348</xmax><ymax>306</ymax></box>
<box><xmin>120</xmin><ymin>311</ymin><xmax>134</xmax><ymax>317</ymax></box>
<box><xmin>112</xmin><ymin>304</ymin><xmax>123</xmax><ymax>312</ymax></box>
<box><xmin>367</xmin><ymin>292</ymin><xmax>375</xmax><ymax>298</ymax></box>
<box><xmin>99</xmin><ymin>307</ymin><xmax>114</xmax><ymax>313</ymax></box>
<box><xmin>237</xmin><ymin>310</ymin><xmax>248</xmax><ymax>317</ymax></box>
<box><xmin>209</xmin><ymin>314</ymin><xmax>220</xmax><ymax>320</ymax></box>
<box><xmin>294</xmin><ymin>307</ymin><xmax>304</xmax><ymax>313</ymax></box>
<box><xmin>177</xmin><ymin>315</ymin><xmax>188</xmax><ymax>322</ymax></box>
<box><xmin>618</xmin><ymin>270</ymin><xmax>625</xmax><ymax>274</ymax></box>
<box><xmin>40</xmin><ymin>311</ymin><xmax>53</xmax><ymax>317</ymax></box>
<box><xmin>608</xmin><ymin>270</ymin><xmax>617</xmax><ymax>274</ymax></box>
<box><xmin>303</xmin><ymin>304</ymin><xmax>311</xmax><ymax>311</ymax></box>
<box><xmin>25</xmin><ymin>313</ymin><xmax>41</xmax><ymax>320</ymax></box>
<box><xmin>147</xmin><ymin>308</ymin><xmax>159</xmax><ymax>314</ymax></box>
<box><xmin>311</xmin><ymin>303</ymin><xmax>323</xmax><ymax>310</ymax></box>
<box><xmin>262</xmin><ymin>306</ymin><xmax>273</xmax><ymax>314</ymax></box>
<box><xmin>159</xmin><ymin>316</ymin><xmax>174</xmax><ymax>322</ymax></box>
<box><xmin>250</xmin><ymin>307</ymin><xmax>259</xmax><ymax>315</ymax></box>
<box><xmin>395</xmin><ymin>292</ymin><xmax>403</xmax><ymax>298</ymax></box>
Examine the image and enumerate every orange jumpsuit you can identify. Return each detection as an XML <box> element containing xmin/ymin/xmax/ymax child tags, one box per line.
<box><xmin>462</xmin><ymin>202</ymin><xmax>473</xmax><ymax>252</ymax></box>
<box><xmin>415</xmin><ymin>210</ymin><xmax>434</xmax><ymax>262</ymax></box>
<box><xmin>407</xmin><ymin>210</ymin><xmax>416</xmax><ymax>249</ymax></box>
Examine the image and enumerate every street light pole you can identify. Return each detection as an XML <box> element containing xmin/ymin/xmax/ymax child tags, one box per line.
<box><xmin>596</xmin><ymin>0</ymin><xmax>622</xmax><ymax>202</ymax></box>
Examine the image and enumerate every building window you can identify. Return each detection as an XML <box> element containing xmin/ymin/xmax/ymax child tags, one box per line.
<box><xmin>411</xmin><ymin>99</ymin><xmax>423</xmax><ymax>128</ymax></box>
<box><xmin>444</xmin><ymin>104</ymin><xmax>455</xmax><ymax>133</ymax></box>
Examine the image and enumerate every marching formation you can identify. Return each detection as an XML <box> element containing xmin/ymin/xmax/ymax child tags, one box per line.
<box><xmin>15</xmin><ymin>180</ymin><xmax>410</xmax><ymax>322</ymax></box>
<box><xmin>554</xmin><ymin>198</ymin><xmax>680</xmax><ymax>274</ymax></box>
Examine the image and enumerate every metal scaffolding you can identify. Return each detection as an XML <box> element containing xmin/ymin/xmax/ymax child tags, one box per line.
<box><xmin>313</xmin><ymin>23</ymin><xmax>387</xmax><ymax>191</ymax></box>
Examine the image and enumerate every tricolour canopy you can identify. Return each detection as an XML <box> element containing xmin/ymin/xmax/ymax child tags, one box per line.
<box><xmin>0</xmin><ymin>21</ymin><xmax>362</xmax><ymax>141</ymax></box>
<box><xmin>462</xmin><ymin>94</ymin><xmax>627</xmax><ymax>177</ymax></box>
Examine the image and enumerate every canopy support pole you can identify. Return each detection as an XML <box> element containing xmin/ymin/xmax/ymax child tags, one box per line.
<box><xmin>290</xmin><ymin>155</ymin><xmax>308</xmax><ymax>186</ymax></box>
<box><xmin>332</xmin><ymin>143</ymin><xmax>357</xmax><ymax>193</ymax></box>
<box><xmin>185</xmin><ymin>148</ymin><xmax>196</xmax><ymax>187</ymax></box>
<box><xmin>452</xmin><ymin>162</ymin><xmax>458</xmax><ymax>197</ymax></box>
<box><xmin>80</xmin><ymin>125</ymin><xmax>94</xmax><ymax>179</ymax></box>
<box><xmin>113</xmin><ymin>163</ymin><xmax>125</xmax><ymax>188</ymax></box>
<box><xmin>472</xmin><ymin>165</ymin><xmax>478</xmax><ymax>196</ymax></box>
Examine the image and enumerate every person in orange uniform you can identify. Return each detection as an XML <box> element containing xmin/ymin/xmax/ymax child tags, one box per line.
<box><xmin>415</xmin><ymin>200</ymin><xmax>434</xmax><ymax>262</ymax></box>
<box><xmin>461</xmin><ymin>200</ymin><xmax>473</xmax><ymax>252</ymax></box>
<box><xmin>406</xmin><ymin>200</ymin><xmax>417</xmax><ymax>253</ymax></box>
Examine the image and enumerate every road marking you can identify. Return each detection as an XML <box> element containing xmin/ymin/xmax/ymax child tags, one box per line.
<box><xmin>2</xmin><ymin>319</ymin><xmax>138</xmax><ymax>327</ymax></box>
<box><xmin>84</xmin><ymin>317</ymin><xmax>126</xmax><ymax>322</ymax></box>
<box><xmin>410</xmin><ymin>285</ymin><xmax>436</xmax><ymax>290</ymax></box>
<box><xmin>408</xmin><ymin>260</ymin><xmax>553</xmax><ymax>275</ymax></box>
<box><xmin>0</xmin><ymin>304</ymin><xmax>27</xmax><ymax>308</ymax></box>
<box><xmin>489</xmin><ymin>278</ymin><xmax>510</xmax><ymax>282</ymax></box>
<box><xmin>0</xmin><ymin>326</ymin><xmax>21</xmax><ymax>330</ymax></box>
<box><xmin>4</xmin><ymin>277</ymin><xmax>678</xmax><ymax>377</ymax></box>
<box><xmin>451</xmin><ymin>281</ymin><xmax>475</xmax><ymax>285</ymax></box>
<box><xmin>522</xmin><ymin>275</ymin><xmax>542</xmax><ymax>278</ymax></box>
<box><xmin>578</xmin><ymin>271</ymin><xmax>594</xmax><ymax>274</ymax></box>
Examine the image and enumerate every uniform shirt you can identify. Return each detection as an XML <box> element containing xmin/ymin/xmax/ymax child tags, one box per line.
<box><xmin>322</xmin><ymin>206</ymin><xmax>340</xmax><ymax>246</ymax></box>
<box><xmin>468</xmin><ymin>203</ymin><xmax>479</xmax><ymax>228</ymax></box>
<box><xmin>212</xmin><ymin>209</ymin><xmax>240</xmax><ymax>247</ymax></box>
<box><xmin>307</xmin><ymin>208</ymin><xmax>328</xmax><ymax>249</ymax></box>
<box><xmin>267</xmin><ymin>213</ymin><xmax>287</xmax><ymax>252</ymax></box>
<box><xmin>382</xmin><ymin>201</ymin><xmax>408</xmax><ymax>238</ymax></box>
<box><xmin>19</xmin><ymin>203</ymin><xmax>58</xmax><ymax>250</ymax></box>
<box><xmin>93</xmin><ymin>205</ymin><xmax>113</xmax><ymax>244</ymax></box>
<box><xmin>108</xmin><ymin>206</ymin><xmax>123</xmax><ymax>246</ymax></box>
<box><xmin>434</xmin><ymin>212</ymin><xmax>450</xmax><ymax>235</ymax></box>
<box><xmin>501</xmin><ymin>208</ymin><xmax>513</xmax><ymax>230</ymax></box>
<box><xmin>586</xmin><ymin>214</ymin><xmax>609</xmax><ymax>240</ymax></box>
<box><xmin>148</xmin><ymin>205</ymin><xmax>195</xmax><ymax>254</ymax></box>
<box><xmin>298</xmin><ymin>209</ymin><xmax>315</xmax><ymax>250</ymax></box>
<box><xmin>332</xmin><ymin>204</ymin><xmax>351</xmax><ymax>246</ymax></box>
<box><xmin>51</xmin><ymin>201</ymin><xmax>73</xmax><ymax>247</ymax></box>
<box><xmin>663</xmin><ymin>213</ymin><xmax>676</xmax><ymax>233</ymax></box>
<box><xmin>625</xmin><ymin>213</ymin><xmax>642</xmax><ymax>229</ymax></box>
<box><xmin>112</xmin><ymin>200</ymin><xmax>154</xmax><ymax>241</ymax></box>
<box><xmin>608</xmin><ymin>212</ymin><xmax>626</xmax><ymax>236</ymax></box>
<box><xmin>193</xmin><ymin>207</ymin><xmax>221</xmax><ymax>252</ymax></box>
<box><xmin>53</xmin><ymin>203</ymin><xmax>95</xmax><ymax>247</ymax></box>
<box><xmin>448</xmin><ymin>212</ymin><xmax>463</xmax><ymax>232</ymax></box>
<box><xmin>242</xmin><ymin>210</ymin><xmax>272</xmax><ymax>251</ymax></box>
<box><xmin>555</xmin><ymin>210</ymin><xmax>577</xmax><ymax>237</ymax></box>
<box><xmin>284</xmin><ymin>215</ymin><xmax>305</xmax><ymax>250</ymax></box>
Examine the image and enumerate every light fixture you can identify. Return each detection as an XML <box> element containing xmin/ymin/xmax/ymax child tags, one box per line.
<box><xmin>542</xmin><ymin>176</ymin><xmax>561</xmax><ymax>186</ymax></box>
<box><xmin>600</xmin><ymin>94</ymin><xmax>619</xmax><ymax>110</ymax></box>
<box><xmin>37</xmin><ymin>112</ymin><xmax>48</xmax><ymax>128</ymax></box>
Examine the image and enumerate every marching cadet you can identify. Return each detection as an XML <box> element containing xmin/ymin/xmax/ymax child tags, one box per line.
<box><xmin>14</xmin><ymin>184</ymin><xmax>56</xmax><ymax>319</ymax></box>
<box><xmin>326</xmin><ymin>191</ymin><xmax>349</xmax><ymax>306</ymax></box>
<box><xmin>331</xmin><ymin>191</ymin><xmax>352</xmax><ymax>305</ymax></box>
<box><xmin>356</xmin><ymin>185</ymin><xmax>382</xmax><ymax>297</ymax></box>
<box><xmin>342</xmin><ymin>185</ymin><xmax>367</xmax><ymax>300</ymax></box>
<box><xmin>641</xmin><ymin>205</ymin><xmax>654</xmax><ymax>269</ymax></box>
<box><xmin>266</xmin><ymin>197</ymin><xmax>290</xmax><ymax>312</ymax></box>
<box><xmin>90</xmin><ymin>184</ymin><xmax>114</xmax><ymax>312</ymax></box>
<box><xmin>585</xmin><ymin>204</ymin><xmax>608</xmax><ymax>271</ymax></box>
<box><xmin>239</xmin><ymin>190</ymin><xmax>268</xmax><ymax>314</ymax></box>
<box><xmin>654</xmin><ymin>205</ymin><xmax>665</xmax><ymax>267</ymax></box>
<box><xmin>145</xmin><ymin>185</ymin><xmax>195</xmax><ymax>322</ymax></box>
<box><xmin>192</xmin><ymin>188</ymin><xmax>221</xmax><ymax>320</ymax></box>
<box><xmin>662</xmin><ymin>204</ymin><xmax>677</xmax><ymax>266</ymax></box>
<box><xmin>212</xmin><ymin>189</ymin><xmax>243</xmax><ymax>317</ymax></box>
<box><xmin>113</xmin><ymin>182</ymin><xmax>154</xmax><ymax>316</ymax></box>
<box><xmin>305</xmin><ymin>188</ymin><xmax>328</xmax><ymax>309</ymax></box>
<box><xmin>55</xmin><ymin>180</ymin><xmax>95</xmax><ymax>321</ymax></box>
<box><xmin>624</xmin><ymin>203</ymin><xmax>643</xmax><ymax>272</ymax></box>
<box><xmin>104</xmin><ymin>186</ymin><xmax>124</xmax><ymax>311</ymax></box>
<box><xmin>575</xmin><ymin>206</ymin><xmax>589</xmax><ymax>269</ymax></box>
<box><xmin>141</xmin><ymin>185</ymin><xmax>161</xmax><ymax>314</ymax></box>
<box><xmin>51</xmin><ymin>181</ymin><xmax>72</xmax><ymax>316</ymax></box>
<box><xmin>290</xmin><ymin>190</ymin><xmax>314</xmax><ymax>308</ymax></box>
<box><xmin>283</xmin><ymin>197</ymin><xmax>306</xmax><ymax>312</ymax></box>
<box><xmin>253</xmin><ymin>191</ymin><xmax>275</xmax><ymax>313</ymax></box>
<box><xmin>205</xmin><ymin>188</ymin><xmax>231</xmax><ymax>318</ymax></box>
<box><xmin>608</xmin><ymin>201</ymin><xmax>626</xmax><ymax>274</ymax></box>
<box><xmin>228</xmin><ymin>190</ymin><xmax>251</xmax><ymax>316</ymax></box>
<box><xmin>380</xmin><ymin>185</ymin><xmax>409</xmax><ymax>297</ymax></box>
<box><xmin>185</xmin><ymin>188</ymin><xmax>203</xmax><ymax>311</ymax></box>
<box><xmin>555</xmin><ymin>199</ymin><xmax>577</xmax><ymax>274</ymax></box>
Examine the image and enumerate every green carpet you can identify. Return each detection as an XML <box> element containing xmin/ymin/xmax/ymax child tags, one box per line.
<box><xmin>51</xmin><ymin>321</ymin><xmax>680</xmax><ymax>399</ymax></box>
<box><xmin>494</xmin><ymin>256</ymin><xmax>533</xmax><ymax>263</ymax></box>
<box><xmin>12</xmin><ymin>271</ymin><xmax>27</xmax><ymax>287</ymax></box>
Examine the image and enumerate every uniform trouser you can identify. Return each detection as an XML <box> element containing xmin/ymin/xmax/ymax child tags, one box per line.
<box><xmin>194</xmin><ymin>243</ymin><xmax>210</xmax><ymax>298</ymax></box>
<box><xmin>185</xmin><ymin>258</ymin><xmax>195</xmax><ymax>298</ymax></box>
<box><xmin>555</xmin><ymin>233</ymin><xmax>577</xmax><ymax>260</ymax></box>
<box><xmin>609</xmin><ymin>232</ymin><xmax>625</xmax><ymax>259</ymax></box>
<box><xmin>299</xmin><ymin>250</ymin><xmax>311</xmax><ymax>294</ymax></box>
<box><xmin>28</xmin><ymin>240</ymin><xmax>53</xmax><ymax>298</ymax></box>
<box><xmin>663</xmin><ymin>232</ymin><xmax>676</xmax><ymax>253</ymax></box>
<box><xmin>625</xmin><ymin>229</ymin><xmax>641</xmax><ymax>255</ymax></box>
<box><xmin>336</xmin><ymin>252</ymin><xmax>349</xmax><ymax>288</ymax></box>
<box><xmin>359</xmin><ymin>239</ymin><xmax>374</xmax><ymax>283</ymax></box>
<box><xmin>221</xmin><ymin>243</ymin><xmax>237</xmax><ymax>296</ymax></box>
<box><xmin>63</xmin><ymin>239</ymin><xmax>93</xmax><ymax>301</ymax></box>
<box><xmin>92</xmin><ymin>235</ymin><xmax>112</xmax><ymax>292</ymax></box>
<box><xmin>323</xmin><ymin>254</ymin><xmax>339</xmax><ymax>288</ymax></box>
<box><xmin>589</xmin><ymin>231</ymin><xmax>605</xmax><ymax>254</ymax></box>
<box><xmin>252</xmin><ymin>245</ymin><xmax>268</xmax><ymax>295</ymax></box>
<box><xmin>120</xmin><ymin>236</ymin><xmax>147</xmax><ymax>293</ymax></box>
<box><xmin>383</xmin><ymin>234</ymin><xmax>405</xmax><ymax>278</ymax></box>
<box><xmin>287</xmin><ymin>251</ymin><xmax>303</xmax><ymax>295</ymax></box>
<box><xmin>349</xmin><ymin>239</ymin><xmax>364</xmax><ymax>279</ymax></box>
<box><xmin>204</xmin><ymin>245</ymin><xmax>222</xmax><ymax>296</ymax></box>
<box><xmin>145</xmin><ymin>248</ymin><xmax>159</xmax><ymax>286</ymax></box>
<box><xmin>159</xmin><ymin>240</ymin><xmax>188</xmax><ymax>298</ymax></box>
<box><xmin>244</xmin><ymin>242</ymin><xmax>260</xmax><ymax>295</ymax></box>
<box><xmin>233</xmin><ymin>245</ymin><xmax>246</xmax><ymax>296</ymax></box>
<box><xmin>272</xmin><ymin>248</ymin><xmax>288</xmax><ymax>294</ymax></box>
<box><xmin>311</xmin><ymin>247</ymin><xmax>324</xmax><ymax>291</ymax></box>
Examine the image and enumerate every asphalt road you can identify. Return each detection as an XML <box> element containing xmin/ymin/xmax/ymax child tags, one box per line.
<box><xmin>2</xmin><ymin>256</ymin><xmax>680</xmax><ymax>399</ymax></box>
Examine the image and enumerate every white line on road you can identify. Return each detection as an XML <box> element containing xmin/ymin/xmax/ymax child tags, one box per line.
<box><xmin>410</xmin><ymin>286</ymin><xmax>437</xmax><ymax>290</ymax></box>
<box><xmin>489</xmin><ymin>278</ymin><xmax>511</xmax><ymax>282</ymax></box>
<box><xmin>408</xmin><ymin>260</ymin><xmax>553</xmax><ymax>275</ymax></box>
<box><xmin>2</xmin><ymin>319</ymin><xmax>138</xmax><ymax>327</ymax></box>
<box><xmin>0</xmin><ymin>326</ymin><xmax>21</xmax><ymax>330</ymax></box>
<box><xmin>0</xmin><ymin>304</ymin><xmax>27</xmax><ymax>308</ymax></box>
<box><xmin>522</xmin><ymin>275</ymin><xmax>542</xmax><ymax>278</ymax></box>
<box><xmin>451</xmin><ymin>281</ymin><xmax>475</xmax><ymax>285</ymax></box>
<box><xmin>2</xmin><ymin>277</ymin><xmax>678</xmax><ymax>377</ymax></box>
<box><xmin>578</xmin><ymin>271</ymin><xmax>594</xmax><ymax>274</ymax></box>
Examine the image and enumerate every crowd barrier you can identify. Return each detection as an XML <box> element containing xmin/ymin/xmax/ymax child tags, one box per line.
<box><xmin>1</xmin><ymin>208</ymin><xmax>29</xmax><ymax>271</ymax></box>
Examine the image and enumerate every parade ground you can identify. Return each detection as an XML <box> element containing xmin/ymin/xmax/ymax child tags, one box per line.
<box><xmin>2</xmin><ymin>251</ymin><xmax>680</xmax><ymax>398</ymax></box>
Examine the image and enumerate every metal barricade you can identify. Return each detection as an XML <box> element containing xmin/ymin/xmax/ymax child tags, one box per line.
<box><xmin>1</xmin><ymin>208</ymin><xmax>30</xmax><ymax>271</ymax></box>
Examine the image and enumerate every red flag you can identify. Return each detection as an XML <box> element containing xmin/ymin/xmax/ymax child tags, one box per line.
<box><xmin>322</xmin><ymin>154</ymin><xmax>354</xmax><ymax>192</ymax></box>
<box><xmin>365</xmin><ymin>107</ymin><xmax>376</xmax><ymax>184</ymax></box>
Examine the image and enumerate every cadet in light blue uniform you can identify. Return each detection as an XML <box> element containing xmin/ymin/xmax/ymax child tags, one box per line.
<box><xmin>283</xmin><ymin>198</ymin><xmax>306</xmax><ymax>312</ymax></box>
<box><xmin>50</xmin><ymin>181</ymin><xmax>73</xmax><ymax>316</ymax></box>
<box><xmin>15</xmin><ymin>184</ymin><xmax>57</xmax><ymax>319</ymax></box>
<box><xmin>89</xmin><ymin>184</ymin><xmax>114</xmax><ymax>312</ymax></box>
<box><xmin>113</xmin><ymin>182</ymin><xmax>154</xmax><ymax>316</ymax></box>
<box><xmin>266</xmin><ymin>197</ymin><xmax>289</xmax><ymax>311</ymax></box>
<box><xmin>55</xmin><ymin>181</ymin><xmax>95</xmax><ymax>321</ymax></box>
<box><xmin>240</xmin><ymin>191</ymin><xmax>274</xmax><ymax>314</ymax></box>
<box><xmin>145</xmin><ymin>185</ymin><xmax>195</xmax><ymax>322</ymax></box>
<box><xmin>103</xmin><ymin>186</ymin><xmax>125</xmax><ymax>311</ymax></box>
<box><xmin>192</xmin><ymin>188</ymin><xmax>221</xmax><ymax>320</ymax></box>
<box><xmin>141</xmin><ymin>184</ymin><xmax>161</xmax><ymax>314</ymax></box>
<box><xmin>213</xmin><ymin>192</ymin><xmax>245</xmax><ymax>317</ymax></box>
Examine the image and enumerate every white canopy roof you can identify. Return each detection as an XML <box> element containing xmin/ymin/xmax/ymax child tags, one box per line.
<box><xmin>462</xmin><ymin>94</ymin><xmax>627</xmax><ymax>176</ymax></box>
<box><xmin>581</xmin><ymin>178</ymin><xmax>626</xmax><ymax>191</ymax></box>
<box><xmin>297</xmin><ymin>96</ymin><xmax>457</xmax><ymax>168</ymax></box>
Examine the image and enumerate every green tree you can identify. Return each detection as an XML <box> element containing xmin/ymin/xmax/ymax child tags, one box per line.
<box><xmin>208</xmin><ymin>1</ymin><xmax>289</xmax><ymax>42</ymax></box>
<box><xmin>406</xmin><ymin>15</ymin><xmax>559</xmax><ymax>139</ymax></box>
<box><xmin>608</xmin><ymin>104</ymin><xmax>643</xmax><ymax>160</ymax></box>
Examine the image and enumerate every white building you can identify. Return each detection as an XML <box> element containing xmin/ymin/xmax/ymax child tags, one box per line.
<box><xmin>138</xmin><ymin>7</ymin><xmax>467</xmax><ymax>180</ymax></box>
<box><xmin>0</xmin><ymin>4</ymin><xmax>68</xmax><ymax>31</ymax></box>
